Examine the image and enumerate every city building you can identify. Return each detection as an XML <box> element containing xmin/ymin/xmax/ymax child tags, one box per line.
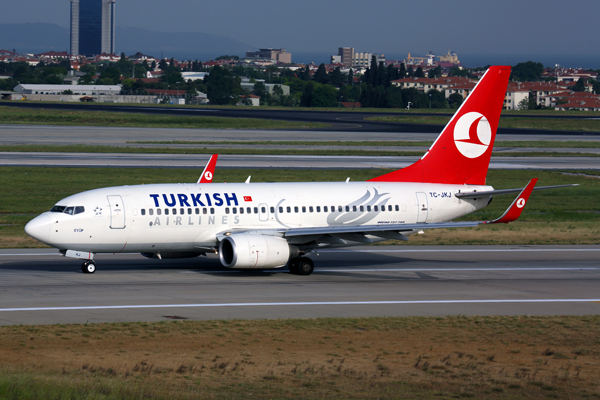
<box><xmin>244</xmin><ymin>49</ymin><xmax>291</xmax><ymax>64</ymax></box>
<box><xmin>70</xmin><ymin>0</ymin><xmax>116</xmax><ymax>57</ymax></box>
<box><xmin>331</xmin><ymin>47</ymin><xmax>354</xmax><ymax>66</ymax></box>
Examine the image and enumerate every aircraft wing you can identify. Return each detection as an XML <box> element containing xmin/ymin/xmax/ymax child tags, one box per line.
<box><xmin>283</xmin><ymin>179</ymin><xmax>540</xmax><ymax>242</ymax></box>
<box><xmin>455</xmin><ymin>184</ymin><xmax>578</xmax><ymax>199</ymax></box>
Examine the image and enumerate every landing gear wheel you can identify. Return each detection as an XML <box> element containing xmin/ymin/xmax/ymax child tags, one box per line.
<box><xmin>81</xmin><ymin>260</ymin><xmax>96</xmax><ymax>274</ymax></box>
<box><xmin>288</xmin><ymin>257</ymin><xmax>300</xmax><ymax>274</ymax></box>
<box><xmin>297</xmin><ymin>257</ymin><xmax>314</xmax><ymax>276</ymax></box>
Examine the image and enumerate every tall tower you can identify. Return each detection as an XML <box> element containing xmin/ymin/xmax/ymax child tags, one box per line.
<box><xmin>70</xmin><ymin>0</ymin><xmax>115</xmax><ymax>56</ymax></box>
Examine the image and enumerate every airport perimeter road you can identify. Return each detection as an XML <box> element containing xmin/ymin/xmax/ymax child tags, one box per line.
<box><xmin>2</xmin><ymin>152</ymin><xmax>600</xmax><ymax>170</ymax></box>
<box><xmin>1</xmin><ymin>124</ymin><xmax>600</xmax><ymax>146</ymax></box>
<box><xmin>0</xmin><ymin>246</ymin><xmax>598</xmax><ymax>326</ymax></box>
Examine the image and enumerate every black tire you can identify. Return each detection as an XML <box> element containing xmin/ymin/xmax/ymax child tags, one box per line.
<box><xmin>288</xmin><ymin>257</ymin><xmax>300</xmax><ymax>274</ymax></box>
<box><xmin>297</xmin><ymin>257</ymin><xmax>314</xmax><ymax>276</ymax></box>
<box><xmin>81</xmin><ymin>261</ymin><xmax>96</xmax><ymax>274</ymax></box>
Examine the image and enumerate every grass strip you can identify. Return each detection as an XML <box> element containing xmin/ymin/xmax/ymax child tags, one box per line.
<box><xmin>0</xmin><ymin>106</ymin><xmax>327</xmax><ymax>130</ymax></box>
<box><xmin>1</xmin><ymin>167</ymin><xmax>597</xmax><ymax>248</ymax></box>
<box><xmin>0</xmin><ymin>316</ymin><xmax>599</xmax><ymax>399</ymax></box>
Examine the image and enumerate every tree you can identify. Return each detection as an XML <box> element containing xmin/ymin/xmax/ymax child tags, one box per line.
<box><xmin>428</xmin><ymin>65</ymin><xmax>442</xmax><ymax>78</ymax></box>
<box><xmin>376</xmin><ymin>61</ymin><xmax>386</xmax><ymax>87</ymax></box>
<box><xmin>98</xmin><ymin>66</ymin><xmax>121</xmax><ymax>85</ymax></box>
<box><xmin>302</xmin><ymin>65</ymin><xmax>310</xmax><ymax>81</ymax></box>
<box><xmin>448</xmin><ymin>93</ymin><xmax>463</xmax><ymax>108</ymax></box>
<box><xmin>252</xmin><ymin>81</ymin><xmax>267</xmax><ymax>104</ymax></box>
<box><xmin>415</xmin><ymin>67</ymin><xmax>425</xmax><ymax>78</ymax></box>
<box><xmin>449</xmin><ymin>66</ymin><xmax>471</xmax><ymax>78</ymax></box>
<box><xmin>204</xmin><ymin>65</ymin><xmax>241</xmax><ymax>105</ymax></box>
<box><xmin>369</xmin><ymin>56</ymin><xmax>378</xmax><ymax>86</ymax></box>
<box><xmin>300</xmin><ymin>82</ymin><xmax>314</xmax><ymax>107</ymax></box>
<box><xmin>311</xmin><ymin>84</ymin><xmax>338</xmax><ymax>107</ymax></box>
<box><xmin>511</xmin><ymin>61</ymin><xmax>544</xmax><ymax>82</ymax></box>
<box><xmin>573</xmin><ymin>78</ymin><xmax>586</xmax><ymax>92</ymax></box>
<box><xmin>407</xmin><ymin>65</ymin><xmax>414</xmax><ymax>77</ymax></box>
<box><xmin>330</xmin><ymin>67</ymin><xmax>343</xmax><ymax>87</ymax></box>
<box><xmin>313</xmin><ymin>63</ymin><xmax>328</xmax><ymax>84</ymax></box>
<box><xmin>398</xmin><ymin>63</ymin><xmax>407</xmax><ymax>79</ymax></box>
<box><xmin>385</xmin><ymin>87</ymin><xmax>403</xmax><ymax>108</ymax></box>
<box><xmin>159</xmin><ymin>59</ymin><xmax>168</xmax><ymax>71</ymax></box>
<box><xmin>347</xmin><ymin>68</ymin><xmax>354</xmax><ymax>86</ymax></box>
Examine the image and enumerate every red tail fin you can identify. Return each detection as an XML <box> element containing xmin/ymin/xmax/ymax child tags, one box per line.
<box><xmin>198</xmin><ymin>154</ymin><xmax>218</xmax><ymax>183</ymax></box>
<box><xmin>369</xmin><ymin>66</ymin><xmax>511</xmax><ymax>185</ymax></box>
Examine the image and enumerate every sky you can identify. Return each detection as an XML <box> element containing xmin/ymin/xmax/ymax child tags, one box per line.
<box><xmin>2</xmin><ymin>0</ymin><xmax>599</xmax><ymax>57</ymax></box>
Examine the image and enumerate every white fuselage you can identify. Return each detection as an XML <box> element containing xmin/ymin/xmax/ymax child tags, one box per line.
<box><xmin>28</xmin><ymin>181</ymin><xmax>493</xmax><ymax>253</ymax></box>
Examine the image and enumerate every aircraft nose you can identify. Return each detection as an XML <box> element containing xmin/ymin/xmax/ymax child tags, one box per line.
<box><xmin>25</xmin><ymin>214</ymin><xmax>51</xmax><ymax>243</ymax></box>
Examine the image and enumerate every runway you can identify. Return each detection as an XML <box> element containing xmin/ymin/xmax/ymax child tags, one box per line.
<box><xmin>1</xmin><ymin>124</ymin><xmax>600</xmax><ymax>145</ymax></box>
<box><xmin>2</xmin><ymin>152</ymin><xmax>600</xmax><ymax>170</ymax></box>
<box><xmin>0</xmin><ymin>245</ymin><xmax>598</xmax><ymax>326</ymax></box>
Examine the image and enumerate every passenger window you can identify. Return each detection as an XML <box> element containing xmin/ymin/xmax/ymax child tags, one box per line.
<box><xmin>367</xmin><ymin>206</ymin><xmax>371</xmax><ymax>212</ymax></box>
<box><xmin>165</xmin><ymin>209</ymin><xmax>169</xmax><ymax>215</ymax></box>
<box><xmin>141</xmin><ymin>209</ymin><xmax>146</xmax><ymax>216</ymax></box>
<box><xmin>225</xmin><ymin>208</ymin><xmax>230</xmax><ymax>214</ymax></box>
<box><xmin>395</xmin><ymin>205</ymin><xmax>399</xmax><ymax>211</ymax></box>
<box><xmin>261</xmin><ymin>207</ymin><xmax>266</xmax><ymax>213</ymax></box>
<box><xmin>352</xmin><ymin>205</ymin><xmax>357</xmax><ymax>212</ymax></box>
<box><xmin>181</xmin><ymin>208</ymin><xmax>185</xmax><ymax>215</ymax></box>
<box><xmin>64</xmin><ymin>207</ymin><xmax>74</xmax><ymax>215</ymax></box>
<box><xmin>195</xmin><ymin>208</ymin><xmax>199</xmax><ymax>215</ymax></box>
<box><xmin>232</xmin><ymin>208</ymin><xmax>237</xmax><ymax>214</ymax></box>
<box><xmin>374</xmin><ymin>205</ymin><xmax>379</xmax><ymax>212</ymax></box>
<box><xmin>75</xmin><ymin>206</ymin><xmax>85</xmax><ymax>215</ymax></box>
<box><xmin>210</xmin><ymin>208</ymin><xmax>215</xmax><ymax>214</ymax></box>
<box><xmin>188</xmin><ymin>208</ymin><xmax>192</xmax><ymax>215</ymax></box>
<box><xmin>172</xmin><ymin>209</ymin><xmax>177</xmax><ymax>215</ymax></box>
<box><xmin>324</xmin><ymin>206</ymin><xmax>328</xmax><ymax>212</ymax></box>
<box><xmin>309</xmin><ymin>206</ymin><xmax>313</xmax><ymax>213</ymax></box>
<box><xmin>338</xmin><ymin>206</ymin><xmax>342</xmax><ymax>212</ymax></box>
<box><xmin>388</xmin><ymin>205</ymin><xmax>393</xmax><ymax>211</ymax></box>
<box><xmin>316</xmin><ymin>206</ymin><xmax>321</xmax><ymax>212</ymax></box>
<box><xmin>302</xmin><ymin>206</ymin><xmax>306</xmax><ymax>213</ymax></box>
<box><xmin>270</xmin><ymin>207</ymin><xmax>275</xmax><ymax>213</ymax></box>
<box><xmin>157</xmin><ymin>209</ymin><xmax>162</xmax><ymax>215</ymax></box>
<box><xmin>149</xmin><ymin>209</ymin><xmax>154</xmax><ymax>216</ymax></box>
<box><xmin>279</xmin><ymin>207</ymin><xmax>283</xmax><ymax>213</ymax></box>
<box><xmin>247</xmin><ymin>207</ymin><xmax>251</xmax><ymax>214</ymax></box>
<box><xmin>203</xmin><ymin>208</ymin><xmax>207</xmax><ymax>215</ymax></box>
<box><xmin>254</xmin><ymin>207</ymin><xmax>258</xmax><ymax>214</ymax></box>
<box><xmin>294</xmin><ymin>206</ymin><xmax>298</xmax><ymax>213</ymax></box>
<box><xmin>345</xmin><ymin>206</ymin><xmax>350</xmax><ymax>212</ymax></box>
<box><xmin>286</xmin><ymin>206</ymin><xmax>291</xmax><ymax>213</ymax></box>
<box><xmin>240</xmin><ymin>207</ymin><xmax>244</xmax><ymax>214</ymax></box>
<box><xmin>360</xmin><ymin>205</ymin><xmax>364</xmax><ymax>212</ymax></box>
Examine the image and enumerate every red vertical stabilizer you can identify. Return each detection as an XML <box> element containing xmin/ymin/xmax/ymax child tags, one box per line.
<box><xmin>368</xmin><ymin>66</ymin><xmax>511</xmax><ymax>185</ymax></box>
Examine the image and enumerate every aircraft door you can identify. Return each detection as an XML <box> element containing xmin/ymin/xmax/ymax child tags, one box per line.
<box><xmin>258</xmin><ymin>203</ymin><xmax>269</xmax><ymax>222</ymax></box>
<box><xmin>416</xmin><ymin>192</ymin><xmax>428</xmax><ymax>223</ymax></box>
<box><xmin>107</xmin><ymin>195</ymin><xmax>126</xmax><ymax>229</ymax></box>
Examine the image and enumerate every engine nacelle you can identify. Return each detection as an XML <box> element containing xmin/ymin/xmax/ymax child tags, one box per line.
<box><xmin>219</xmin><ymin>233</ymin><xmax>296</xmax><ymax>269</ymax></box>
<box><xmin>140</xmin><ymin>252</ymin><xmax>203</xmax><ymax>259</ymax></box>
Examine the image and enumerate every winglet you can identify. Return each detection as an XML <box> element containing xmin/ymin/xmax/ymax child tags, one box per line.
<box><xmin>486</xmin><ymin>178</ymin><xmax>538</xmax><ymax>224</ymax></box>
<box><xmin>198</xmin><ymin>154</ymin><xmax>218</xmax><ymax>183</ymax></box>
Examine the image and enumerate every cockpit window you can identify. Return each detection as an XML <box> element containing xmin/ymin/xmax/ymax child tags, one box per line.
<box><xmin>50</xmin><ymin>205</ymin><xmax>66</xmax><ymax>213</ymax></box>
<box><xmin>64</xmin><ymin>207</ymin><xmax>74</xmax><ymax>215</ymax></box>
<box><xmin>74</xmin><ymin>206</ymin><xmax>85</xmax><ymax>215</ymax></box>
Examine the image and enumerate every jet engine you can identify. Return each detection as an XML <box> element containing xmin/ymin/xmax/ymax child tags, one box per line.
<box><xmin>219</xmin><ymin>233</ymin><xmax>298</xmax><ymax>269</ymax></box>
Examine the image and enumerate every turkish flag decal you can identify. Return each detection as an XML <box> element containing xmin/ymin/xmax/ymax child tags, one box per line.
<box><xmin>243</xmin><ymin>196</ymin><xmax>252</xmax><ymax>202</ymax></box>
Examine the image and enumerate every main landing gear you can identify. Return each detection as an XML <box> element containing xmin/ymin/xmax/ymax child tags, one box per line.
<box><xmin>288</xmin><ymin>257</ymin><xmax>314</xmax><ymax>276</ymax></box>
<box><xmin>81</xmin><ymin>260</ymin><xmax>96</xmax><ymax>274</ymax></box>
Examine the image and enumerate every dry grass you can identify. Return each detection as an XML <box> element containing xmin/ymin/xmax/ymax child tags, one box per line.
<box><xmin>0</xmin><ymin>316</ymin><xmax>599</xmax><ymax>399</ymax></box>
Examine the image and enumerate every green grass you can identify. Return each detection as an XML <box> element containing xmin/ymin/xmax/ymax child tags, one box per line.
<box><xmin>1</xmin><ymin>167</ymin><xmax>597</xmax><ymax>247</ymax></box>
<box><xmin>0</xmin><ymin>106</ymin><xmax>327</xmax><ymax>130</ymax></box>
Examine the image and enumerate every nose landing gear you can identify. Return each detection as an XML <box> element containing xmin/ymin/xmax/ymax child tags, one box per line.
<box><xmin>81</xmin><ymin>260</ymin><xmax>96</xmax><ymax>274</ymax></box>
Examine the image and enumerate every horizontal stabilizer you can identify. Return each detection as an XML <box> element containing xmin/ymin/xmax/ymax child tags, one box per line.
<box><xmin>456</xmin><ymin>184</ymin><xmax>579</xmax><ymax>199</ymax></box>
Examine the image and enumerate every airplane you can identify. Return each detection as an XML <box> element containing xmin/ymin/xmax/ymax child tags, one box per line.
<box><xmin>24</xmin><ymin>66</ymin><xmax>575</xmax><ymax>275</ymax></box>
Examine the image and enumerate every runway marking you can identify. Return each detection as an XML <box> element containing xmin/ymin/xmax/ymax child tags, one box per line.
<box><xmin>321</xmin><ymin>249</ymin><xmax>600</xmax><ymax>253</ymax></box>
<box><xmin>1</xmin><ymin>299</ymin><xmax>599</xmax><ymax>313</ymax></box>
<box><xmin>178</xmin><ymin>267</ymin><xmax>599</xmax><ymax>274</ymax></box>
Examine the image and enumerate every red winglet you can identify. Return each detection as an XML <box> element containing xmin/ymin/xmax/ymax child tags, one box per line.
<box><xmin>198</xmin><ymin>154</ymin><xmax>218</xmax><ymax>183</ymax></box>
<box><xmin>487</xmin><ymin>178</ymin><xmax>538</xmax><ymax>224</ymax></box>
